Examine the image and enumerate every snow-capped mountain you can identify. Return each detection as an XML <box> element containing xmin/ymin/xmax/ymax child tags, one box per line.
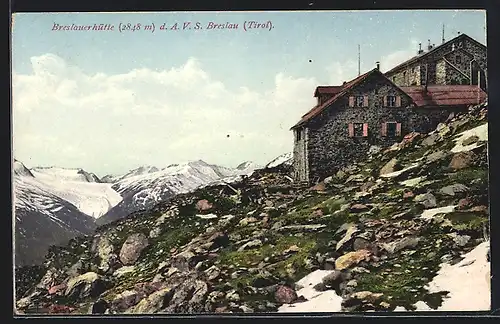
<box><xmin>31</xmin><ymin>166</ymin><xmax>101</xmax><ymax>183</ymax></box>
<box><xmin>96</xmin><ymin>160</ymin><xmax>259</xmax><ymax>225</ymax></box>
<box><xmin>13</xmin><ymin>162</ymin><xmax>97</xmax><ymax>267</ymax></box>
<box><xmin>13</xmin><ymin>157</ymin><xmax>266</xmax><ymax>264</ymax></box>
<box><xmin>14</xmin><ymin>159</ymin><xmax>34</xmax><ymax>177</ymax></box>
<box><xmin>101</xmin><ymin>165</ymin><xmax>160</xmax><ymax>183</ymax></box>
<box><xmin>266</xmin><ymin>152</ymin><xmax>293</xmax><ymax>169</ymax></box>
<box><xmin>28</xmin><ymin>168</ymin><xmax>122</xmax><ymax>218</ymax></box>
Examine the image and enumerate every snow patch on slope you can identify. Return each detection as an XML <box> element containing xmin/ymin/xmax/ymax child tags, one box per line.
<box><xmin>30</xmin><ymin>170</ymin><xmax>122</xmax><ymax>218</ymax></box>
<box><xmin>31</xmin><ymin>166</ymin><xmax>100</xmax><ymax>183</ymax></box>
<box><xmin>278</xmin><ymin>270</ymin><xmax>343</xmax><ymax>312</ymax></box>
<box><xmin>396</xmin><ymin>241</ymin><xmax>491</xmax><ymax>312</ymax></box>
<box><xmin>451</xmin><ymin>123</ymin><xmax>488</xmax><ymax>153</ymax></box>
<box><xmin>425</xmin><ymin>241</ymin><xmax>490</xmax><ymax>311</ymax></box>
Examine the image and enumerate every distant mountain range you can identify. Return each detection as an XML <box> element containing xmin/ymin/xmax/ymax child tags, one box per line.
<box><xmin>13</xmin><ymin>155</ymin><xmax>292</xmax><ymax>266</ymax></box>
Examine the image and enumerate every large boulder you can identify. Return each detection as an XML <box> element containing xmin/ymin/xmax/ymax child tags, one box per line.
<box><xmin>119</xmin><ymin>233</ymin><xmax>149</xmax><ymax>266</ymax></box>
<box><xmin>65</xmin><ymin>272</ymin><xmax>107</xmax><ymax>299</ymax></box>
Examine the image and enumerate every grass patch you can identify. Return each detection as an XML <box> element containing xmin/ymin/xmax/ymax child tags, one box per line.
<box><xmin>355</xmin><ymin>230</ymin><xmax>454</xmax><ymax>310</ymax></box>
<box><xmin>444</xmin><ymin>211</ymin><xmax>489</xmax><ymax>233</ymax></box>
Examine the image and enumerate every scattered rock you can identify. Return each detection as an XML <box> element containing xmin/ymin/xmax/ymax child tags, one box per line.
<box><xmin>448</xmin><ymin>233</ymin><xmax>471</xmax><ymax>247</ymax></box>
<box><xmin>449</xmin><ymin>151</ymin><xmax>476</xmax><ymax>170</ymax></box>
<box><xmin>403</xmin><ymin>190</ymin><xmax>415</xmax><ymax>199</ymax></box>
<box><xmin>47</xmin><ymin>304</ymin><xmax>75</xmax><ymax>314</ymax></box>
<box><xmin>457</xmin><ymin>198</ymin><xmax>474</xmax><ymax>210</ymax></box>
<box><xmin>283</xmin><ymin>245</ymin><xmax>301</xmax><ymax>255</ymax></box>
<box><xmin>310</xmin><ymin>182</ymin><xmax>326</xmax><ymax>192</ymax></box>
<box><xmin>238</xmin><ymin>239</ymin><xmax>263</xmax><ymax>252</ymax></box>
<box><xmin>91</xmin><ymin>299</ymin><xmax>109</xmax><ymax>314</ymax></box>
<box><xmin>275</xmin><ymin>285</ymin><xmax>297</xmax><ymax>304</ymax></box>
<box><xmin>426</xmin><ymin>150</ymin><xmax>448</xmax><ymax>163</ymax></box>
<box><xmin>382</xmin><ymin>237</ymin><xmax>420</xmax><ymax>254</ymax></box>
<box><xmin>336</xmin><ymin>225</ymin><xmax>360</xmax><ymax>251</ymax></box>
<box><xmin>239</xmin><ymin>217</ymin><xmax>259</xmax><ymax>227</ymax></box>
<box><xmin>119</xmin><ymin>233</ymin><xmax>149</xmax><ymax>266</ymax></box>
<box><xmin>462</xmin><ymin>135</ymin><xmax>480</xmax><ymax>146</ymax></box>
<box><xmin>353</xmin><ymin>237</ymin><xmax>371</xmax><ymax>251</ymax></box>
<box><xmin>127</xmin><ymin>287</ymin><xmax>172</xmax><ymax>314</ymax></box>
<box><xmin>380</xmin><ymin>158</ymin><xmax>400</xmax><ymax>176</ymax></box>
<box><xmin>65</xmin><ymin>272</ymin><xmax>106</xmax><ymax>299</ymax></box>
<box><xmin>440</xmin><ymin>184</ymin><xmax>469</xmax><ymax>196</ymax></box>
<box><xmin>421</xmin><ymin>132</ymin><xmax>440</xmax><ymax>147</ymax></box>
<box><xmin>335</xmin><ymin>250</ymin><xmax>371</xmax><ymax>270</ymax></box>
<box><xmin>48</xmin><ymin>283</ymin><xmax>67</xmax><ymax>295</ymax></box>
<box><xmin>196</xmin><ymin>199</ymin><xmax>213</xmax><ymax>212</ymax></box>
<box><xmin>350</xmin><ymin>204</ymin><xmax>370</xmax><ymax>213</ymax></box>
<box><xmin>414</xmin><ymin>193</ymin><xmax>437</xmax><ymax>208</ymax></box>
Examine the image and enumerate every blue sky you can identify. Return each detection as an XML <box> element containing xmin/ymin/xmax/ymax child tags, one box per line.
<box><xmin>11</xmin><ymin>10</ymin><xmax>486</xmax><ymax>176</ymax></box>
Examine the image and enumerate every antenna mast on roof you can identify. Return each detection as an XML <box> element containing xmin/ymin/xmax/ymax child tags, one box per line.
<box><xmin>358</xmin><ymin>44</ymin><xmax>360</xmax><ymax>76</ymax></box>
<box><xmin>442</xmin><ymin>24</ymin><xmax>445</xmax><ymax>44</ymax></box>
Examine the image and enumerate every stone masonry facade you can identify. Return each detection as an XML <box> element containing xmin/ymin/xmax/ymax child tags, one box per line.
<box><xmin>293</xmin><ymin>72</ymin><xmax>465</xmax><ymax>183</ymax></box>
<box><xmin>386</xmin><ymin>35</ymin><xmax>487</xmax><ymax>89</ymax></box>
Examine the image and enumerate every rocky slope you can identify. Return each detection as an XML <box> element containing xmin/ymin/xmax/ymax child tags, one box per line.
<box><xmin>14</xmin><ymin>102</ymin><xmax>489</xmax><ymax>314</ymax></box>
<box><xmin>14</xmin><ymin>174</ymin><xmax>97</xmax><ymax>267</ymax></box>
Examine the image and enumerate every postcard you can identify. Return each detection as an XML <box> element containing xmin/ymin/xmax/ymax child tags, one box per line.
<box><xmin>11</xmin><ymin>9</ymin><xmax>489</xmax><ymax>315</ymax></box>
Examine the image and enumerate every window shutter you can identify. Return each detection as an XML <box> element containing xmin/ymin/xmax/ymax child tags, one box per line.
<box><xmin>396</xmin><ymin>96</ymin><xmax>402</xmax><ymax>107</ymax></box>
<box><xmin>381</xmin><ymin>122</ymin><xmax>387</xmax><ymax>136</ymax></box>
<box><xmin>363</xmin><ymin>96</ymin><xmax>369</xmax><ymax>107</ymax></box>
<box><xmin>396</xmin><ymin>123</ymin><xmax>402</xmax><ymax>136</ymax></box>
<box><xmin>349</xmin><ymin>96</ymin><xmax>354</xmax><ymax>107</ymax></box>
<box><xmin>383</xmin><ymin>95</ymin><xmax>388</xmax><ymax>107</ymax></box>
<box><xmin>363</xmin><ymin>123</ymin><xmax>368</xmax><ymax>137</ymax></box>
<box><xmin>348</xmin><ymin>123</ymin><xmax>354</xmax><ymax>137</ymax></box>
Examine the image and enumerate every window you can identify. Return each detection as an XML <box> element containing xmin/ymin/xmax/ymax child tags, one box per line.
<box><xmin>384</xmin><ymin>95</ymin><xmax>401</xmax><ymax>107</ymax></box>
<box><xmin>456</xmin><ymin>55</ymin><xmax>462</xmax><ymax>64</ymax></box>
<box><xmin>355</xmin><ymin>96</ymin><xmax>364</xmax><ymax>107</ymax></box>
<box><xmin>386</xmin><ymin>122</ymin><xmax>398</xmax><ymax>137</ymax></box>
<box><xmin>349</xmin><ymin>123</ymin><xmax>368</xmax><ymax>137</ymax></box>
<box><xmin>392</xmin><ymin>76</ymin><xmax>396</xmax><ymax>82</ymax></box>
<box><xmin>386</xmin><ymin>95</ymin><xmax>396</xmax><ymax>107</ymax></box>
<box><xmin>296</xmin><ymin>129</ymin><xmax>302</xmax><ymax>141</ymax></box>
<box><xmin>349</xmin><ymin>95</ymin><xmax>368</xmax><ymax>107</ymax></box>
<box><xmin>381</xmin><ymin>122</ymin><xmax>402</xmax><ymax>137</ymax></box>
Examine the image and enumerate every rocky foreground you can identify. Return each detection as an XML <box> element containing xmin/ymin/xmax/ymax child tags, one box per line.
<box><xmin>15</xmin><ymin>102</ymin><xmax>489</xmax><ymax>315</ymax></box>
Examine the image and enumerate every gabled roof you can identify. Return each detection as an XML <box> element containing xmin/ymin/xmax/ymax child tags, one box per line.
<box><xmin>291</xmin><ymin>68</ymin><xmax>388</xmax><ymax>130</ymax></box>
<box><xmin>314</xmin><ymin>86</ymin><xmax>344</xmax><ymax>97</ymax></box>
<box><xmin>400</xmin><ymin>85</ymin><xmax>487</xmax><ymax>107</ymax></box>
<box><xmin>384</xmin><ymin>33</ymin><xmax>486</xmax><ymax>75</ymax></box>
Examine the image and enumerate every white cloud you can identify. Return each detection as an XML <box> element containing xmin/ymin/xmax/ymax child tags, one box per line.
<box><xmin>12</xmin><ymin>42</ymin><xmax>419</xmax><ymax>175</ymax></box>
<box><xmin>12</xmin><ymin>54</ymin><xmax>318</xmax><ymax>175</ymax></box>
<box><xmin>326</xmin><ymin>60</ymin><xmax>359</xmax><ymax>85</ymax></box>
<box><xmin>380</xmin><ymin>39</ymin><xmax>420</xmax><ymax>73</ymax></box>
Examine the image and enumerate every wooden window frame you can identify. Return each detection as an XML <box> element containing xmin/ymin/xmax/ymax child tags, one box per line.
<box><xmin>355</xmin><ymin>96</ymin><xmax>365</xmax><ymax>107</ymax></box>
<box><xmin>382</xmin><ymin>121</ymin><xmax>402</xmax><ymax>137</ymax></box>
<box><xmin>349</xmin><ymin>122</ymin><xmax>368</xmax><ymax>138</ymax></box>
<box><xmin>384</xmin><ymin>95</ymin><xmax>402</xmax><ymax>108</ymax></box>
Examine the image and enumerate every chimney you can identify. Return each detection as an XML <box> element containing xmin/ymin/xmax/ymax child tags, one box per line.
<box><xmin>342</xmin><ymin>81</ymin><xmax>347</xmax><ymax>85</ymax></box>
<box><xmin>376</xmin><ymin>61</ymin><xmax>380</xmax><ymax>71</ymax></box>
<box><xmin>418</xmin><ymin>43</ymin><xmax>424</xmax><ymax>54</ymax></box>
<box><xmin>427</xmin><ymin>39</ymin><xmax>433</xmax><ymax>51</ymax></box>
